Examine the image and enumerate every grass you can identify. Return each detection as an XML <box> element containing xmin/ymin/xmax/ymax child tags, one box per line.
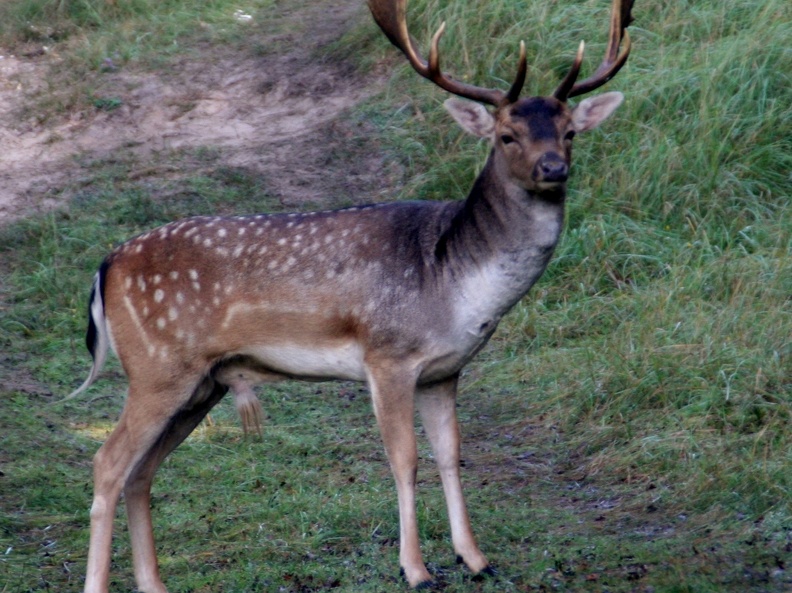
<box><xmin>1</xmin><ymin>0</ymin><xmax>790</xmax><ymax>591</ymax></box>
<box><xmin>0</xmin><ymin>0</ymin><xmax>277</xmax><ymax>119</ymax></box>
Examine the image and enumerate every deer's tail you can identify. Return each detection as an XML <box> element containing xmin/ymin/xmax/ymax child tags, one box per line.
<box><xmin>65</xmin><ymin>260</ymin><xmax>111</xmax><ymax>401</ymax></box>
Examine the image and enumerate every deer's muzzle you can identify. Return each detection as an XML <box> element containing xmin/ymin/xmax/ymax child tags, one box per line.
<box><xmin>533</xmin><ymin>153</ymin><xmax>569</xmax><ymax>184</ymax></box>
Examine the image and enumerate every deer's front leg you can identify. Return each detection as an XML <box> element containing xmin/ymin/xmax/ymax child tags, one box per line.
<box><xmin>417</xmin><ymin>376</ymin><xmax>491</xmax><ymax>576</ymax></box>
<box><xmin>366</xmin><ymin>362</ymin><xmax>431</xmax><ymax>589</ymax></box>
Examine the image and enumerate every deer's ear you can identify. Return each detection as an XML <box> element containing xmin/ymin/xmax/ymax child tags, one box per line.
<box><xmin>571</xmin><ymin>91</ymin><xmax>624</xmax><ymax>133</ymax></box>
<box><xmin>444</xmin><ymin>99</ymin><xmax>495</xmax><ymax>139</ymax></box>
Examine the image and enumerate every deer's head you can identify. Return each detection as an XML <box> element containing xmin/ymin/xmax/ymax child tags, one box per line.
<box><xmin>368</xmin><ymin>0</ymin><xmax>634</xmax><ymax>194</ymax></box>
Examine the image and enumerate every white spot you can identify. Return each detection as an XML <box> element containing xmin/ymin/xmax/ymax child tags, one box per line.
<box><xmin>135</xmin><ymin>244</ymin><xmax>143</xmax><ymax>254</ymax></box>
<box><xmin>169</xmin><ymin>271</ymin><xmax>179</xmax><ymax>281</ymax></box>
<box><xmin>188</xmin><ymin>269</ymin><xmax>199</xmax><ymax>280</ymax></box>
<box><xmin>216</xmin><ymin>247</ymin><xmax>230</xmax><ymax>257</ymax></box>
<box><xmin>203</xmin><ymin>238</ymin><xmax>213</xmax><ymax>248</ymax></box>
<box><xmin>153</xmin><ymin>274</ymin><xmax>162</xmax><ymax>285</ymax></box>
<box><xmin>137</xmin><ymin>276</ymin><xmax>147</xmax><ymax>292</ymax></box>
<box><xmin>154</xmin><ymin>289</ymin><xmax>165</xmax><ymax>303</ymax></box>
<box><xmin>124</xmin><ymin>277</ymin><xmax>133</xmax><ymax>290</ymax></box>
<box><xmin>268</xmin><ymin>260</ymin><xmax>278</xmax><ymax>270</ymax></box>
<box><xmin>238</xmin><ymin>228</ymin><xmax>246</xmax><ymax>236</ymax></box>
<box><xmin>218</xmin><ymin>228</ymin><xmax>228</xmax><ymax>238</ymax></box>
<box><xmin>277</xmin><ymin>238</ymin><xmax>287</xmax><ymax>246</ymax></box>
<box><xmin>258</xmin><ymin>246</ymin><xmax>268</xmax><ymax>255</ymax></box>
<box><xmin>168</xmin><ymin>307</ymin><xmax>179</xmax><ymax>321</ymax></box>
<box><xmin>192</xmin><ymin>282</ymin><xmax>201</xmax><ymax>292</ymax></box>
<box><xmin>157</xmin><ymin>317</ymin><xmax>166</xmax><ymax>330</ymax></box>
<box><xmin>176</xmin><ymin>292</ymin><xmax>185</xmax><ymax>304</ymax></box>
<box><xmin>233</xmin><ymin>245</ymin><xmax>244</xmax><ymax>258</ymax></box>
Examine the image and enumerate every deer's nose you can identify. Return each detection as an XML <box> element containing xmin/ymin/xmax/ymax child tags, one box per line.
<box><xmin>534</xmin><ymin>154</ymin><xmax>569</xmax><ymax>183</ymax></box>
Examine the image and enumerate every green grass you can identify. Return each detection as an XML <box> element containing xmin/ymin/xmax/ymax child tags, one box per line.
<box><xmin>1</xmin><ymin>0</ymin><xmax>790</xmax><ymax>591</ymax></box>
<box><xmin>0</xmin><ymin>0</ymin><xmax>277</xmax><ymax>119</ymax></box>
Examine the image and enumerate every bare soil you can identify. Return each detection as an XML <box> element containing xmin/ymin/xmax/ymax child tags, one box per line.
<box><xmin>0</xmin><ymin>0</ymin><xmax>398</xmax><ymax>223</ymax></box>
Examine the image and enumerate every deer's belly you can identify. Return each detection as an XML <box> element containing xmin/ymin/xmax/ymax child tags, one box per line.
<box><xmin>241</xmin><ymin>341</ymin><xmax>367</xmax><ymax>381</ymax></box>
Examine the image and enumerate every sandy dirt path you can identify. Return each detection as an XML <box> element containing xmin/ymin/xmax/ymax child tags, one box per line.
<box><xmin>0</xmin><ymin>0</ymin><xmax>395</xmax><ymax>223</ymax></box>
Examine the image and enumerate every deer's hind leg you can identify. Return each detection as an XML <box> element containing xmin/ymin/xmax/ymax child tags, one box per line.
<box><xmin>85</xmin><ymin>374</ymin><xmax>227</xmax><ymax>593</ymax></box>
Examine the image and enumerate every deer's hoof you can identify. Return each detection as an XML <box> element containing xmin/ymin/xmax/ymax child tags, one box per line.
<box><xmin>473</xmin><ymin>564</ymin><xmax>498</xmax><ymax>580</ymax></box>
<box><xmin>400</xmin><ymin>567</ymin><xmax>437</xmax><ymax>590</ymax></box>
<box><xmin>455</xmin><ymin>555</ymin><xmax>497</xmax><ymax>580</ymax></box>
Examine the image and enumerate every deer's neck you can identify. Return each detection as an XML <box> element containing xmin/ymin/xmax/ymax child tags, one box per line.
<box><xmin>435</xmin><ymin>153</ymin><xmax>565</xmax><ymax>317</ymax></box>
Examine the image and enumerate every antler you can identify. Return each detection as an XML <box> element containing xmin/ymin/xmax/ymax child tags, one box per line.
<box><xmin>553</xmin><ymin>0</ymin><xmax>634</xmax><ymax>101</ymax></box>
<box><xmin>366</xmin><ymin>0</ymin><xmax>526</xmax><ymax>107</ymax></box>
<box><xmin>368</xmin><ymin>0</ymin><xmax>633</xmax><ymax>106</ymax></box>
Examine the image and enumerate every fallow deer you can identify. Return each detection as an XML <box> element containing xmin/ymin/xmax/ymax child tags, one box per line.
<box><xmin>70</xmin><ymin>0</ymin><xmax>634</xmax><ymax>590</ymax></box>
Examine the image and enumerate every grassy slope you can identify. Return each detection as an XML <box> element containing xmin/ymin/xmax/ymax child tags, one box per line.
<box><xmin>1</xmin><ymin>0</ymin><xmax>790</xmax><ymax>592</ymax></box>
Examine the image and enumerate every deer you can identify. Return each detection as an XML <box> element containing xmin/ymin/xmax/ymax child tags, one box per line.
<box><xmin>69</xmin><ymin>0</ymin><xmax>634</xmax><ymax>590</ymax></box>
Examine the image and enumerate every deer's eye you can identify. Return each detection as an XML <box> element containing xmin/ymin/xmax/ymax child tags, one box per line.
<box><xmin>564</xmin><ymin>130</ymin><xmax>576</xmax><ymax>142</ymax></box>
<box><xmin>500</xmin><ymin>134</ymin><xmax>515</xmax><ymax>145</ymax></box>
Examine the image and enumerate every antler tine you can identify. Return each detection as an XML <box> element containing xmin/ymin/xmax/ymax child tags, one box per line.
<box><xmin>552</xmin><ymin>41</ymin><xmax>585</xmax><ymax>103</ymax></box>
<box><xmin>553</xmin><ymin>0</ymin><xmax>634</xmax><ymax>101</ymax></box>
<box><xmin>368</xmin><ymin>0</ymin><xmax>526</xmax><ymax>107</ymax></box>
<box><xmin>505</xmin><ymin>41</ymin><xmax>527</xmax><ymax>105</ymax></box>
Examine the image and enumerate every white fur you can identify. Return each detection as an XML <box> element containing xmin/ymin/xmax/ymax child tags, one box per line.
<box><xmin>242</xmin><ymin>342</ymin><xmax>366</xmax><ymax>381</ymax></box>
